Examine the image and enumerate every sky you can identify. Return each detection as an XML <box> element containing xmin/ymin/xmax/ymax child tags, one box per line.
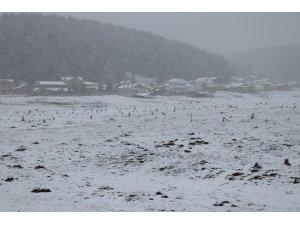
<box><xmin>55</xmin><ymin>12</ymin><xmax>300</xmax><ymax>56</ymax></box>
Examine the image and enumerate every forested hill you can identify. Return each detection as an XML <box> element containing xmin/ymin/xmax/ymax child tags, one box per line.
<box><xmin>0</xmin><ymin>13</ymin><xmax>234</xmax><ymax>83</ymax></box>
<box><xmin>228</xmin><ymin>45</ymin><xmax>300</xmax><ymax>82</ymax></box>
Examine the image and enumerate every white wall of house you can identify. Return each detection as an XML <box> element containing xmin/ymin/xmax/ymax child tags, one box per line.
<box><xmin>133</xmin><ymin>84</ymin><xmax>147</xmax><ymax>94</ymax></box>
<box><xmin>205</xmin><ymin>79</ymin><xmax>214</xmax><ymax>87</ymax></box>
<box><xmin>193</xmin><ymin>77</ymin><xmax>215</xmax><ymax>91</ymax></box>
<box><xmin>166</xmin><ymin>79</ymin><xmax>188</xmax><ymax>93</ymax></box>
<box><xmin>166</xmin><ymin>83</ymin><xmax>188</xmax><ymax>93</ymax></box>
<box><xmin>193</xmin><ymin>80</ymin><xmax>204</xmax><ymax>91</ymax></box>
<box><xmin>118</xmin><ymin>84</ymin><xmax>148</xmax><ymax>96</ymax></box>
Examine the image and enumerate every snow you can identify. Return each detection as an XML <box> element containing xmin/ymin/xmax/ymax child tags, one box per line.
<box><xmin>84</xmin><ymin>81</ymin><xmax>98</xmax><ymax>85</ymax></box>
<box><xmin>167</xmin><ymin>78</ymin><xmax>187</xmax><ymax>83</ymax></box>
<box><xmin>62</xmin><ymin>77</ymin><xmax>83</xmax><ymax>81</ymax></box>
<box><xmin>37</xmin><ymin>81</ymin><xmax>66</xmax><ymax>86</ymax></box>
<box><xmin>14</xmin><ymin>83</ymin><xmax>27</xmax><ymax>89</ymax></box>
<box><xmin>0</xmin><ymin>79</ymin><xmax>14</xmax><ymax>82</ymax></box>
<box><xmin>0</xmin><ymin>91</ymin><xmax>299</xmax><ymax>211</ymax></box>
<box><xmin>195</xmin><ymin>77</ymin><xmax>211</xmax><ymax>82</ymax></box>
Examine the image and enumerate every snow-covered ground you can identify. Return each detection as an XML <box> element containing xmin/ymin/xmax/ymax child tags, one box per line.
<box><xmin>0</xmin><ymin>91</ymin><xmax>299</xmax><ymax>211</ymax></box>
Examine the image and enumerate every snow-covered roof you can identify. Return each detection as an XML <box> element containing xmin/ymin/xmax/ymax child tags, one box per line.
<box><xmin>273</xmin><ymin>83</ymin><xmax>286</xmax><ymax>87</ymax></box>
<box><xmin>167</xmin><ymin>78</ymin><xmax>187</xmax><ymax>83</ymax></box>
<box><xmin>84</xmin><ymin>81</ymin><xmax>98</xmax><ymax>85</ymax></box>
<box><xmin>37</xmin><ymin>81</ymin><xmax>67</xmax><ymax>86</ymax></box>
<box><xmin>118</xmin><ymin>84</ymin><xmax>134</xmax><ymax>89</ymax></box>
<box><xmin>14</xmin><ymin>83</ymin><xmax>28</xmax><ymax>89</ymax></box>
<box><xmin>195</xmin><ymin>77</ymin><xmax>215</xmax><ymax>82</ymax></box>
<box><xmin>85</xmin><ymin>82</ymin><xmax>98</xmax><ymax>89</ymax></box>
<box><xmin>226</xmin><ymin>83</ymin><xmax>247</xmax><ymax>88</ymax></box>
<box><xmin>115</xmin><ymin>80</ymin><xmax>131</xmax><ymax>88</ymax></box>
<box><xmin>62</xmin><ymin>76</ymin><xmax>83</xmax><ymax>81</ymax></box>
<box><xmin>256</xmin><ymin>82</ymin><xmax>273</xmax><ymax>86</ymax></box>
<box><xmin>118</xmin><ymin>83</ymin><xmax>147</xmax><ymax>89</ymax></box>
<box><xmin>0</xmin><ymin>79</ymin><xmax>14</xmax><ymax>82</ymax></box>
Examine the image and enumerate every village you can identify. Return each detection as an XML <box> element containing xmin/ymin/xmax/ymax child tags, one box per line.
<box><xmin>0</xmin><ymin>73</ymin><xmax>298</xmax><ymax>97</ymax></box>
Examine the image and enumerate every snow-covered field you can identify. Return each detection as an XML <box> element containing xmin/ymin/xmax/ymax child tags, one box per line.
<box><xmin>0</xmin><ymin>91</ymin><xmax>299</xmax><ymax>211</ymax></box>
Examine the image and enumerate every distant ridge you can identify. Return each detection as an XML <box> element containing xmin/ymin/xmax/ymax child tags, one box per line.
<box><xmin>0</xmin><ymin>13</ymin><xmax>234</xmax><ymax>83</ymax></box>
<box><xmin>228</xmin><ymin>45</ymin><xmax>300</xmax><ymax>82</ymax></box>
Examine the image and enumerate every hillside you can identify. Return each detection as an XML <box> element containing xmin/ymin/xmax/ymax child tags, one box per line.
<box><xmin>0</xmin><ymin>13</ymin><xmax>234</xmax><ymax>83</ymax></box>
<box><xmin>228</xmin><ymin>45</ymin><xmax>300</xmax><ymax>82</ymax></box>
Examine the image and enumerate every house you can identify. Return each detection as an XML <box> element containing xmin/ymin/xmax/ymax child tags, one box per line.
<box><xmin>33</xmin><ymin>81</ymin><xmax>69</xmax><ymax>95</ymax></box>
<box><xmin>225</xmin><ymin>83</ymin><xmax>252</xmax><ymax>92</ymax></box>
<box><xmin>253</xmin><ymin>79</ymin><xmax>274</xmax><ymax>91</ymax></box>
<box><xmin>113</xmin><ymin>80</ymin><xmax>130</xmax><ymax>93</ymax></box>
<box><xmin>273</xmin><ymin>83</ymin><xmax>290</xmax><ymax>91</ymax></box>
<box><xmin>287</xmin><ymin>81</ymin><xmax>297</xmax><ymax>88</ymax></box>
<box><xmin>165</xmin><ymin>78</ymin><xmax>188</xmax><ymax>93</ymax></box>
<box><xmin>192</xmin><ymin>77</ymin><xmax>217</xmax><ymax>92</ymax></box>
<box><xmin>231</xmin><ymin>76</ymin><xmax>246</xmax><ymax>83</ymax></box>
<box><xmin>252</xmin><ymin>84</ymin><xmax>265</xmax><ymax>92</ymax></box>
<box><xmin>62</xmin><ymin>76</ymin><xmax>86</xmax><ymax>93</ymax></box>
<box><xmin>258</xmin><ymin>82</ymin><xmax>274</xmax><ymax>91</ymax></box>
<box><xmin>151</xmin><ymin>84</ymin><xmax>169</xmax><ymax>96</ymax></box>
<box><xmin>191</xmin><ymin>78</ymin><xmax>204</xmax><ymax>91</ymax></box>
<box><xmin>84</xmin><ymin>81</ymin><xmax>99</xmax><ymax>94</ymax></box>
<box><xmin>239</xmin><ymin>83</ymin><xmax>252</xmax><ymax>92</ymax></box>
<box><xmin>62</xmin><ymin>76</ymin><xmax>83</xmax><ymax>82</ymax></box>
<box><xmin>185</xmin><ymin>83</ymin><xmax>195</xmax><ymax>92</ymax></box>
<box><xmin>0</xmin><ymin>79</ymin><xmax>15</xmax><ymax>94</ymax></box>
<box><xmin>125</xmin><ymin>72</ymin><xmax>157</xmax><ymax>89</ymax></box>
<box><xmin>117</xmin><ymin>83</ymin><xmax>149</xmax><ymax>97</ymax></box>
<box><xmin>13</xmin><ymin>82</ymin><xmax>31</xmax><ymax>94</ymax></box>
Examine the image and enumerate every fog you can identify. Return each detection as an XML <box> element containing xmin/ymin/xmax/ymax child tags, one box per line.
<box><xmin>55</xmin><ymin>12</ymin><xmax>300</xmax><ymax>55</ymax></box>
<box><xmin>1</xmin><ymin>12</ymin><xmax>300</xmax><ymax>212</ymax></box>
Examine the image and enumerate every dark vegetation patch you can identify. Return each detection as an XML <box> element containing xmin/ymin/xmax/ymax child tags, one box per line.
<box><xmin>35</xmin><ymin>165</ymin><xmax>46</xmax><ymax>170</ymax></box>
<box><xmin>15</xmin><ymin>146</ymin><xmax>27</xmax><ymax>152</ymax></box>
<box><xmin>31</xmin><ymin>188</ymin><xmax>51</xmax><ymax>193</ymax></box>
<box><xmin>5</xmin><ymin>177</ymin><xmax>14</xmax><ymax>182</ymax></box>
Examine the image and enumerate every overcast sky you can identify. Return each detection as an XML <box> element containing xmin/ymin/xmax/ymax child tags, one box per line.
<box><xmin>55</xmin><ymin>13</ymin><xmax>300</xmax><ymax>56</ymax></box>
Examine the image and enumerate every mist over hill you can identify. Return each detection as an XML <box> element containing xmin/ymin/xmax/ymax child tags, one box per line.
<box><xmin>228</xmin><ymin>45</ymin><xmax>300</xmax><ymax>82</ymax></box>
<box><xmin>0</xmin><ymin>13</ymin><xmax>234</xmax><ymax>83</ymax></box>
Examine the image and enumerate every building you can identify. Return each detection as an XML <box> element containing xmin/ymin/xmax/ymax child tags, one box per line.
<box><xmin>252</xmin><ymin>84</ymin><xmax>265</xmax><ymax>92</ymax></box>
<box><xmin>273</xmin><ymin>83</ymin><xmax>290</xmax><ymax>91</ymax></box>
<box><xmin>225</xmin><ymin>83</ymin><xmax>252</xmax><ymax>92</ymax></box>
<box><xmin>62</xmin><ymin>76</ymin><xmax>84</xmax><ymax>82</ymax></box>
<box><xmin>84</xmin><ymin>81</ymin><xmax>99</xmax><ymax>94</ymax></box>
<box><xmin>33</xmin><ymin>81</ymin><xmax>69</xmax><ymax>95</ymax></box>
<box><xmin>0</xmin><ymin>79</ymin><xmax>15</xmax><ymax>94</ymax></box>
<box><xmin>13</xmin><ymin>82</ymin><xmax>31</xmax><ymax>94</ymax></box>
<box><xmin>62</xmin><ymin>77</ymin><xmax>86</xmax><ymax>93</ymax></box>
<box><xmin>191</xmin><ymin>78</ymin><xmax>204</xmax><ymax>91</ymax></box>
<box><xmin>117</xmin><ymin>83</ymin><xmax>149</xmax><ymax>97</ymax></box>
<box><xmin>192</xmin><ymin>77</ymin><xmax>217</xmax><ymax>92</ymax></box>
<box><xmin>125</xmin><ymin>72</ymin><xmax>157</xmax><ymax>89</ymax></box>
<box><xmin>165</xmin><ymin>78</ymin><xmax>188</xmax><ymax>93</ymax></box>
<box><xmin>231</xmin><ymin>76</ymin><xmax>246</xmax><ymax>83</ymax></box>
